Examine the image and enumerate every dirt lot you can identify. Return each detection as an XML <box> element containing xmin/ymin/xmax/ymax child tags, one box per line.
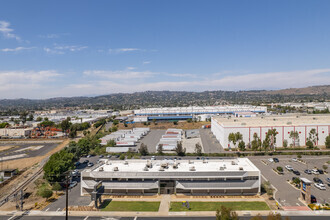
<box><xmin>117</xmin><ymin>121</ymin><xmax>210</xmax><ymax>130</ymax></box>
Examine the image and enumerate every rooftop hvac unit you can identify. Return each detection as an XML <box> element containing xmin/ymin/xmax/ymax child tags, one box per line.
<box><xmin>188</xmin><ymin>160</ymin><xmax>194</xmax><ymax>164</ymax></box>
<box><xmin>99</xmin><ymin>167</ymin><xmax>104</xmax><ymax>172</ymax></box>
<box><xmin>189</xmin><ymin>166</ymin><xmax>196</xmax><ymax>171</ymax></box>
<box><xmin>143</xmin><ymin>166</ymin><xmax>149</xmax><ymax>171</ymax></box>
<box><xmin>231</xmin><ymin>161</ymin><xmax>236</xmax><ymax>165</ymax></box>
<box><xmin>124</xmin><ymin>160</ymin><xmax>128</xmax><ymax>165</ymax></box>
<box><xmin>159</xmin><ymin>167</ymin><xmax>165</xmax><ymax>171</ymax></box>
<box><xmin>239</xmin><ymin>167</ymin><xmax>243</xmax><ymax>171</ymax></box>
<box><xmin>113</xmin><ymin>167</ymin><xmax>119</xmax><ymax>171</ymax></box>
<box><xmin>146</xmin><ymin>161</ymin><xmax>153</xmax><ymax>168</ymax></box>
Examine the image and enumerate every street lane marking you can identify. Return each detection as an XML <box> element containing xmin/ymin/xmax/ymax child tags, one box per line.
<box><xmin>45</xmin><ymin>208</ymin><xmax>49</xmax><ymax>211</ymax></box>
<box><xmin>134</xmin><ymin>217</ymin><xmax>137</xmax><ymax>220</ymax></box>
<box><xmin>84</xmin><ymin>216</ymin><xmax>89</xmax><ymax>220</ymax></box>
<box><xmin>56</xmin><ymin>208</ymin><xmax>60</xmax><ymax>212</ymax></box>
<box><xmin>7</xmin><ymin>216</ymin><xmax>16</xmax><ymax>220</ymax></box>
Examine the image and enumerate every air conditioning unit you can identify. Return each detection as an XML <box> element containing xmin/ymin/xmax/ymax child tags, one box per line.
<box><xmin>189</xmin><ymin>166</ymin><xmax>196</xmax><ymax>171</ymax></box>
<box><xmin>113</xmin><ymin>167</ymin><xmax>119</xmax><ymax>171</ymax></box>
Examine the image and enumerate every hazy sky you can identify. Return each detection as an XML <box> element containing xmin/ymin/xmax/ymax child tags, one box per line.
<box><xmin>0</xmin><ymin>0</ymin><xmax>330</xmax><ymax>99</ymax></box>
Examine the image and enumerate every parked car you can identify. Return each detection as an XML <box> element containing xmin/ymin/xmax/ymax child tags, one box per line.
<box><xmin>304</xmin><ymin>169</ymin><xmax>312</xmax><ymax>175</ymax></box>
<box><xmin>312</xmin><ymin>169</ymin><xmax>320</xmax><ymax>175</ymax></box>
<box><xmin>317</xmin><ymin>169</ymin><xmax>324</xmax><ymax>174</ymax></box>
<box><xmin>107</xmin><ymin>155</ymin><xmax>112</xmax><ymax>158</ymax></box>
<box><xmin>285</xmin><ymin>165</ymin><xmax>293</xmax><ymax>171</ymax></box>
<box><xmin>115</xmin><ymin>155</ymin><xmax>120</xmax><ymax>158</ymax></box>
<box><xmin>311</xmin><ymin>195</ymin><xmax>317</xmax><ymax>203</ymax></box>
<box><xmin>83</xmin><ymin>160</ymin><xmax>89</xmax><ymax>164</ymax></box>
<box><xmin>71</xmin><ymin>169</ymin><xmax>80</xmax><ymax>177</ymax></box>
<box><xmin>74</xmin><ymin>161</ymin><xmax>81</xmax><ymax>167</ymax></box>
<box><xmin>314</xmin><ymin>183</ymin><xmax>326</xmax><ymax>190</ymax></box>
<box><xmin>99</xmin><ymin>155</ymin><xmax>104</xmax><ymax>158</ymax></box>
<box><xmin>69</xmin><ymin>181</ymin><xmax>78</xmax><ymax>189</ymax></box>
<box><xmin>87</xmin><ymin>162</ymin><xmax>94</xmax><ymax>167</ymax></box>
<box><xmin>313</xmin><ymin>177</ymin><xmax>323</xmax><ymax>184</ymax></box>
<box><xmin>291</xmin><ymin>158</ymin><xmax>298</xmax><ymax>162</ymax></box>
<box><xmin>268</xmin><ymin>158</ymin><xmax>274</xmax><ymax>163</ymax></box>
<box><xmin>326</xmin><ymin>177</ymin><xmax>330</xmax><ymax>183</ymax></box>
<box><xmin>151</xmin><ymin>156</ymin><xmax>156</xmax><ymax>160</ymax></box>
<box><xmin>293</xmin><ymin>170</ymin><xmax>300</xmax><ymax>175</ymax></box>
<box><xmin>273</xmin><ymin>158</ymin><xmax>279</xmax><ymax>163</ymax></box>
<box><xmin>87</xmin><ymin>155</ymin><xmax>92</xmax><ymax>158</ymax></box>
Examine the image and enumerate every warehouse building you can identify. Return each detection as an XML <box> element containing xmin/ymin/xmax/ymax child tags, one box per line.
<box><xmin>133</xmin><ymin>105</ymin><xmax>267</xmax><ymax>122</ymax></box>
<box><xmin>81</xmin><ymin>158</ymin><xmax>260</xmax><ymax>196</ymax></box>
<box><xmin>0</xmin><ymin>128</ymin><xmax>33</xmax><ymax>138</ymax></box>
<box><xmin>211</xmin><ymin>115</ymin><xmax>330</xmax><ymax>149</ymax></box>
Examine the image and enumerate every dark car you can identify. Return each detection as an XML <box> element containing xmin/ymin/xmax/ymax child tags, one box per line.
<box><xmin>83</xmin><ymin>160</ymin><xmax>89</xmax><ymax>164</ymax></box>
<box><xmin>304</xmin><ymin>169</ymin><xmax>312</xmax><ymax>175</ymax></box>
<box><xmin>115</xmin><ymin>155</ymin><xmax>120</xmax><ymax>158</ymax></box>
<box><xmin>293</xmin><ymin>170</ymin><xmax>300</xmax><ymax>175</ymax></box>
<box><xmin>74</xmin><ymin>161</ymin><xmax>81</xmax><ymax>167</ymax></box>
<box><xmin>317</xmin><ymin>169</ymin><xmax>324</xmax><ymax>174</ymax></box>
<box><xmin>273</xmin><ymin>158</ymin><xmax>279</xmax><ymax>163</ymax></box>
<box><xmin>313</xmin><ymin>177</ymin><xmax>323</xmax><ymax>184</ymax></box>
<box><xmin>311</xmin><ymin>195</ymin><xmax>317</xmax><ymax>203</ymax></box>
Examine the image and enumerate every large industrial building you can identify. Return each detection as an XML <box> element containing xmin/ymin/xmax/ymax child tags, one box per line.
<box><xmin>211</xmin><ymin>115</ymin><xmax>330</xmax><ymax>149</ymax></box>
<box><xmin>81</xmin><ymin>158</ymin><xmax>260</xmax><ymax>196</ymax></box>
<box><xmin>133</xmin><ymin>105</ymin><xmax>267</xmax><ymax>122</ymax></box>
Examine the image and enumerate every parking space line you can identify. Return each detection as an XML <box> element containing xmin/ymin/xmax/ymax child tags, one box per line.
<box><xmin>45</xmin><ymin>208</ymin><xmax>49</xmax><ymax>211</ymax></box>
<box><xmin>56</xmin><ymin>208</ymin><xmax>60</xmax><ymax>212</ymax></box>
<box><xmin>83</xmin><ymin>216</ymin><xmax>89</xmax><ymax>220</ymax></box>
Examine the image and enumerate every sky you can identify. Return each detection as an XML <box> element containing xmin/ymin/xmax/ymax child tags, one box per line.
<box><xmin>0</xmin><ymin>0</ymin><xmax>330</xmax><ymax>99</ymax></box>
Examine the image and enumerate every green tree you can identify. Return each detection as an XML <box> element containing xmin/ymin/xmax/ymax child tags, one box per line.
<box><xmin>107</xmin><ymin>139</ymin><xmax>116</xmax><ymax>147</ymax></box>
<box><xmin>36</xmin><ymin>116</ymin><xmax>43</xmax><ymax>122</ymax></box>
<box><xmin>69</xmin><ymin>129</ymin><xmax>77</xmax><ymax>138</ymax></box>
<box><xmin>111</xmin><ymin>126</ymin><xmax>118</xmax><ymax>132</ymax></box>
<box><xmin>195</xmin><ymin>143</ymin><xmax>202</xmax><ymax>156</ymax></box>
<box><xmin>238</xmin><ymin>140</ymin><xmax>246</xmax><ymax>151</ymax></box>
<box><xmin>113</xmin><ymin>120</ymin><xmax>119</xmax><ymax>125</ymax></box>
<box><xmin>289</xmin><ymin>131</ymin><xmax>299</xmax><ymax>147</ymax></box>
<box><xmin>119</xmin><ymin>154</ymin><xmax>125</xmax><ymax>160</ymax></box>
<box><xmin>283</xmin><ymin>139</ymin><xmax>288</xmax><ymax>148</ymax></box>
<box><xmin>228</xmin><ymin>132</ymin><xmax>243</xmax><ymax>148</ymax></box>
<box><xmin>43</xmin><ymin>150</ymin><xmax>74</xmax><ymax>183</ymax></box>
<box><xmin>266</xmin><ymin>128</ymin><xmax>277</xmax><ymax>150</ymax></box>
<box><xmin>60</xmin><ymin>119</ymin><xmax>72</xmax><ymax>136</ymax></box>
<box><xmin>52</xmin><ymin>182</ymin><xmax>62</xmax><ymax>195</ymax></box>
<box><xmin>173</xmin><ymin>121</ymin><xmax>178</xmax><ymax>125</ymax></box>
<box><xmin>139</xmin><ymin>143</ymin><xmax>149</xmax><ymax>156</ymax></box>
<box><xmin>215</xmin><ymin>206</ymin><xmax>239</xmax><ymax>220</ymax></box>
<box><xmin>19</xmin><ymin>111</ymin><xmax>29</xmax><ymax>125</ymax></box>
<box><xmin>307</xmin><ymin>128</ymin><xmax>319</xmax><ymax>148</ymax></box>
<box><xmin>175</xmin><ymin>142</ymin><xmax>186</xmax><ymax>156</ymax></box>
<box><xmin>326</xmin><ymin>135</ymin><xmax>330</xmax><ymax>149</ymax></box>
<box><xmin>27</xmin><ymin>114</ymin><xmax>34</xmax><ymax>121</ymax></box>
<box><xmin>38</xmin><ymin>187</ymin><xmax>53</xmax><ymax>200</ymax></box>
<box><xmin>157</xmin><ymin>144</ymin><xmax>164</xmax><ymax>155</ymax></box>
<box><xmin>251</xmin><ymin>133</ymin><xmax>261</xmax><ymax>152</ymax></box>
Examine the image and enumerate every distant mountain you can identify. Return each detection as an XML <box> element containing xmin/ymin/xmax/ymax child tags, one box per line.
<box><xmin>0</xmin><ymin>85</ymin><xmax>329</xmax><ymax>112</ymax></box>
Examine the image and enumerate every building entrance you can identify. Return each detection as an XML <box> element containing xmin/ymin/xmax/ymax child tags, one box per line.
<box><xmin>159</xmin><ymin>180</ymin><xmax>175</xmax><ymax>194</ymax></box>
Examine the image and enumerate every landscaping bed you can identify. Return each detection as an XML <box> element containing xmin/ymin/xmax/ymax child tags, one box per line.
<box><xmin>100</xmin><ymin>201</ymin><xmax>160</xmax><ymax>212</ymax></box>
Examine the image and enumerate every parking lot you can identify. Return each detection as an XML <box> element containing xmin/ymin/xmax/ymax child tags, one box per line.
<box><xmin>137</xmin><ymin>130</ymin><xmax>166</xmax><ymax>153</ymax></box>
<box><xmin>249</xmin><ymin>155</ymin><xmax>330</xmax><ymax>207</ymax></box>
<box><xmin>0</xmin><ymin>142</ymin><xmax>60</xmax><ymax>162</ymax></box>
<box><xmin>199</xmin><ymin>129</ymin><xmax>223</xmax><ymax>153</ymax></box>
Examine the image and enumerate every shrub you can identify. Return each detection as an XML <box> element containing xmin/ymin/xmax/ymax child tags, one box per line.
<box><xmin>276</xmin><ymin>166</ymin><xmax>283</xmax><ymax>172</ymax></box>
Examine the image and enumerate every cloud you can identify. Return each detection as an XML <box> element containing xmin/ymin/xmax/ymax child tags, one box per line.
<box><xmin>83</xmin><ymin>69</ymin><xmax>157</xmax><ymax>79</ymax></box>
<box><xmin>1</xmin><ymin>47</ymin><xmax>36</xmax><ymax>52</ymax></box>
<box><xmin>109</xmin><ymin>48</ymin><xmax>141</xmax><ymax>54</ymax></box>
<box><xmin>143</xmin><ymin>61</ymin><xmax>151</xmax><ymax>65</ymax></box>
<box><xmin>38</xmin><ymin>33</ymin><xmax>70</xmax><ymax>39</ymax></box>
<box><xmin>0</xmin><ymin>21</ymin><xmax>21</xmax><ymax>41</ymax></box>
<box><xmin>167</xmin><ymin>73</ymin><xmax>199</xmax><ymax>78</ymax></box>
<box><xmin>44</xmin><ymin>45</ymin><xmax>88</xmax><ymax>54</ymax></box>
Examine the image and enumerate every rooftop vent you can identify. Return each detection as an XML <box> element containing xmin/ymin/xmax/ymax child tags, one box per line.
<box><xmin>113</xmin><ymin>167</ymin><xmax>119</xmax><ymax>171</ymax></box>
<box><xmin>241</xmin><ymin>123</ymin><xmax>246</xmax><ymax>125</ymax></box>
<box><xmin>159</xmin><ymin>167</ymin><xmax>165</xmax><ymax>171</ymax></box>
<box><xmin>231</xmin><ymin>161</ymin><xmax>237</xmax><ymax>165</ymax></box>
<box><xmin>143</xmin><ymin>166</ymin><xmax>149</xmax><ymax>171</ymax></box>
<box><xmin>239</xmin><ymin>167</ymin><xmax>243</xmax><ymax>171</ymax></box>
<box><xmin>189</xmin><ymin>166</ymin><xmax>196</xmax><ymax>171</ymax></box>
<box><xmin>313</xmin><ymin>117</ymin><xmax>316</xmax><ymax>120</ymax></box>
<box><xmin>124</xmin><ymin>160</ymin><xmax>128</xmax><ymax>165</ymax></box>
<box><xmin>220</xmin><ymin>166</ymin><xmax>226</xmax><ymax>170</ymax></box>
<box><xmin>99</xmin><ymin>167</ymin><xmax>104</xmax><ymax>172</ymax></box>
<box><xmin>287</xmin><ymin>122</ymin><xmax>292</xmax><ymax>125</ymax></box>
<box><xmin>273</xmin><ymin>118</ymin><xmax>276</xmax><ymax>121</ymax></box>
<box><xmin>188</xmin><ymin>160</ymin><xmax>194</xmax><ymax>164</ymax></box>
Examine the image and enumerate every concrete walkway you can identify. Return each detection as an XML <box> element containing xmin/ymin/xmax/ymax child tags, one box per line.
<box><xmin>158</xmin><ymin>195</ymin><xmax>171</xmax><ymax>215</ymax></box>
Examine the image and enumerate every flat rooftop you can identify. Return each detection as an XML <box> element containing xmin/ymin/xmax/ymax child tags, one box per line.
<box><xmin>213</xmin><ymin>115</ymin><xmax>330</xmax><ymax>127</ymax></box>
<box><xmin>85</xmin><ymin>158</ymin><xmax>259</xmax><ymax>175</ymax></box>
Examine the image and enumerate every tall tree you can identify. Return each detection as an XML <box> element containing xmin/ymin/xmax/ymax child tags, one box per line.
<box><xmin>175</xmin><ymin>142</ymin><xmax>186</xmax><ymax>156</ymax></box>
<box><xmin>215</xmin><ymin>206</ymin><xmax>239</xmax><ymax>220</ymax></box>
<box><xmin>195</xmin><ymin>143</ymin><xmax>202</xmax><ymax>156</ymax></box>
<box><xmin>289</xmin><ymin>131</ymin><xmax>299</xmax><ymax>147</ymax></box>
<box><xmin>60</xmin><ymin>119</ymin><xmax>71</xmax><ymax>136</ymax></box>
<box><xmin>325</xmin><ymin>135</ymin><xmax>330</xmax><ymax>149</ymax></box>
<box><xmin>251</xmin><ymin>133</ymin><xmax>262</xmax><ymax>152</ymax></box>
<box><xmin>139</xmin><ymin>143</ymin><xmax>149</xmax><ymax>156</ymax></box>
<box><xmin>19</xmin><ymin>111</ymin><xmax>29</xmax><ymax>125</ymax></box>
<box><xmin>307</xmin><ymin>128</ymin><xmax>319</xmax><ymax>148</ymax></box>
<box><xmin>228</xmin><ymin>132</ymin><xmax>243</xmax><ymax>148</ymax></box>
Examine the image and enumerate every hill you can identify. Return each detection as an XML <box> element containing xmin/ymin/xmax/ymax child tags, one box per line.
<box><xmin>0</xmin><ymin>85</ymin><xmax>329</xmax><ymax>112</ymax></box>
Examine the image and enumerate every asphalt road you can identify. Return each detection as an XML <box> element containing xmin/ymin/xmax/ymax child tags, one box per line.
<box><xmin>137</xmin><ymin>130</ymin><xmax>165</xmax><ymax>153</ymax></box>
<box><xmin>0</xmin><ymin>142</ymin><xmax>59</xmax><ymax>162</ymax></box>
<box><xmin>1</xmin><ymin>215</ymin><xmax>329</xmax><ymax>220</ymax></box>
<box><xmin>199</xmin><ymin>129</ymin><xmax>223</xmax><ymax>153</ymax></box>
